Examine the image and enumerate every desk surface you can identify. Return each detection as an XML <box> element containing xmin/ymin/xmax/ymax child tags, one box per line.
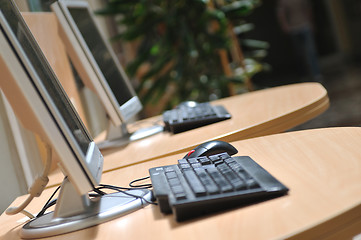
<box><xmin>101</xmin><ymin>82</ymin><xmax>328</xmax><ymax>167</ymax></box>
<box><xmin>21</xmin><ymin>13</ymin><xmax>329</xmax><ymax>187</ymax></box>
<box><xmin>46</xmin><ymin>82</ymin><xmax>329</xmax><ymax>187</ymax></box>
<box><xmin>2</xmin><ymin>127</ymin><xmax>361</xmax><ymax>240</ymax></box>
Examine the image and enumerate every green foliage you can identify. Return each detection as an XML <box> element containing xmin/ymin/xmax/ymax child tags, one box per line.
<box><xmin>98</xmin><ymin>0</ymin><xmax>264</xmax><ymax>110</ymax></box>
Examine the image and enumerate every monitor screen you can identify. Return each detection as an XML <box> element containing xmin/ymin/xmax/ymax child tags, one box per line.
<box><xmin>68</xmin><ymin>7</ymin><xmax>133</xmax><ymax>107</ymax></box>
<box><xmin>1</xmin><ymin>2</ymin><xmax>91</xmax><ymax>154</ymax></box>
<box><xmin>53</xmin><ymin>0</ymin><xmax>142</xmax><ymax>124</ymax></box>
<box><xmin>0</xmin><ymin>0</ymin><xmax>102</xmax><ymax>192</ymax></box>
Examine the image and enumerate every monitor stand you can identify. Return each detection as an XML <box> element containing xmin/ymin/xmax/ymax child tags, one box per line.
<box><xmin>21</xmin><ymin>178</ymin><xmax>152</xmax><ymax>239</ymax></box>
<box><xmin>96</xmin><ymin>119</ymin><xmax>164</xmax><ymax>149</ymax></box>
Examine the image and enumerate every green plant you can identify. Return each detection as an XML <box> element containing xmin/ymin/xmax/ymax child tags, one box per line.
<box><xmin>98</xmin><ymin>0</ymin><xmax>265</xmax><ymax>113</ymax></box>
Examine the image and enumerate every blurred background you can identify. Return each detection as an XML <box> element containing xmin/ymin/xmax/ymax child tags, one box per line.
<box><xmin>15</xmin><ymin>0</ymin><xmax>361</xmax><ymax>130</ymax></box>
<box><xmin>244</xmin><ymin>0</ymin><xmax>361</xmax><ymax>130</ymax></box>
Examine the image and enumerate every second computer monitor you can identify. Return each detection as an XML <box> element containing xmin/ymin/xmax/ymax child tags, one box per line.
<box><xmin>52</xmin><ymin>0</ymin><xmax>162</xmax><ymax>148</ymax></box>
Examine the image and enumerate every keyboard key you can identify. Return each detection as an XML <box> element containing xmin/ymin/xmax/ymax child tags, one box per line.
<box><xmin>174</xmin><ymin>192</ymin><xmax>187</xmax><ymax>200</ymax></box>
<box><xmin>188</xmin><ymin>158</ymin><xmax>198</xmax><ymax>164</ymax></box>
<box><xmin>217</xmin><ymin>165</ymin><xmax>246</xmax><ymax>190</ymax></box>
<box><xmin>207</xmin><ymin>168</ymin><xmax>233</xmax><ymax>193</ymax></box>
<box><xmin>165</xmin><ymin>171</ymin><xmax>178</xmax><ymax>179</ymax></box>
<box><xmin>194</xmin><ymin>168</ymin><xmax>219</xmax><ymax>194</ymax></box>
<box><xmin>219</xmin><ymin>153</ymin><xmax>231</xmax><ymax>160</ymax></box>
<box><xmin>246</xmin><ymin>179</ymin><xmax>259</xmax><ymax>189</ymax></box>
<box><xmin>178</xmin><ymin>159</ymin><xmax>188</xmax><ymax>165</ymax></box>
<box><xmin>209</xmin><ymin>155</ymin><xmax>221</xmax><ymax>162</ymax></box>
<box><xmin>198</xmin><ymin>157</ymin><xmax>211</xmax><ymax>165</ymax></box>
<box><xmin>171</xmin><ymin>185</ymin><xmax>184</xmax><ymax>193</ymax></box>
<box><xmin>179</xmin><ymin>163</ymin><xmax>191</xmax><ymax>171</ymax></box>
<box><xmin>224</xmin><ymin>158</ymin><xmax>237</xmax><ymax>165</ymax></box>
<box><xmin>183</xmin><ymin>170</ymin><xmax>207</xmax><ymax>196</ymax></box>
<box><xmin>213</xmin><ymin>159</ymin><xmax>224</xmax><ymax>166</ymax></box>
<box><xmin>164</xmin><ymin>167</ymin><xmax>175</xmax><ymax>172</ymax></box>
<box><xmin>170</xmin><ymin>185</ymin><xmax>187</xmax><ymax>200</ymax></box>
<box><xmin>168</xmin><ymin>178</ymin><xmax>181</xmax><ymax>187</ymax></box>
<box><xmin>191</xmin><ymin>163</ymin><xmax>202</xmax><ymax>169</ymax></box>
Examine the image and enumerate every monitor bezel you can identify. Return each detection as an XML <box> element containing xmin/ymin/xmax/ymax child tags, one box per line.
<box><xmin>52</xmin><ymin>0</ymin><xmax>143</xmax><ymax>125</ymax></box>
<box><xmin>0</xmin><ymin>8</ymin><xmax>102</xmax><ymax>195</ymax></box>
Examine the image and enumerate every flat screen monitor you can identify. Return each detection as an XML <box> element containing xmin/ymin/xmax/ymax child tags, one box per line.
<box><xmin>51</xmin><ymin>0</ymin><xmax>163</xmax><ymax>149</ymax></box>
<box><xmin>0</xmin><ymin>1</ymin><xmax>150</xmax><ymax>238</ymax></box>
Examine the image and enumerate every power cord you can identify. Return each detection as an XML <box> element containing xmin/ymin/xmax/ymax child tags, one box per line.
<box><xmin>6</xmin><ymin>141</ymin><xmax>52</xmax><ymax>219</ymax></box>
<box><xmin>129</xmin><ymin>176</ymin><xmax>152</xmax><ymax>188</ymax></box>
<box><xmin>96</xmin><ymin>184</ymin><xmax>156</xmax><ymax>205</ymax></box>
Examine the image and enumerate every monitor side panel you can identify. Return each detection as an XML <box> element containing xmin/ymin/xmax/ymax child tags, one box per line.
<box><xmin>0</xmin><ymin>2</ymin><xmax>103</xmax><ymax>195</ymax></box>
<box><xmin>53</xmin><ymin>0</ymin><xmax>142</xmax><ymax>123</ymax></box>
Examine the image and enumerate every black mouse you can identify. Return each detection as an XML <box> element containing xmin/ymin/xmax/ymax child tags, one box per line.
<box><xmin>184</xmin><ymin>140</ymin><xmax>238</xmax><ymax>159</ymax></box>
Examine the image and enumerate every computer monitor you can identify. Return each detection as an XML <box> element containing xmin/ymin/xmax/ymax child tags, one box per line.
<box><xmin>51</xmin><ymin>0</ymin><xmax>163</xmax><ymax>149</ymax></box>
<box><xmin>0</xmin><ymin>1</ymin><xmax>150</xmax><ymax>238</ymax></box>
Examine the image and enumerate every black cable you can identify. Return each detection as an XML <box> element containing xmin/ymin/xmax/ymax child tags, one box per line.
<box><xmin>92</xmin><ymin>187</ymin><xmax>106</xmax><ymax>196</ymax></box>
<box><xmin>96</xmin><ymin>184</ymin><xmax>157</xmax><ymax>205</ymax></box>
<box><xmin>129</xmin><ymin>176</ymin><xmax>152</xmax><ymax>188</ymax></box>
<box><xmin>36</xmin><ymin>177</ymin><xmax>157</xmax><ymax>217</ymax></box>
<box><xmin>36</xmin><ymin>184</ymin><xmax>61</xmax><ymax>218</ymax></box>
<box><xmin>98</xmin><ymin>184</ymin><xmax>133</xmax><ymax>191</ymax></box>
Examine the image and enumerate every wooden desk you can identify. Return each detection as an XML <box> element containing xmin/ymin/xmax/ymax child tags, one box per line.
<box><xmin>97</xmin><ymin>82</ymin><xmax>328</xmax><ymax>170</ymax></box>
<box><xmin>45</xmin><ymin>82</ymin><xmax>329</xmax><ymax>187</ymax></box>
<box><xmin>20</xmin><ymin>13</ymin><xmax>329</xmax><ymax>188</ymax></box>
<box><xmin>3</xmin><ymin>127</ymin><xmax>361</xmax><ymax>239</ymax></box>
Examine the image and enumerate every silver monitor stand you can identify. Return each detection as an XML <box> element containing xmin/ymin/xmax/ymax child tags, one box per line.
<box><xmin>96</xmin><ymin>119</ymin><xmax>164</xmax><ymax>149</ymax></box>
<box><xmin>21</xmin><ymin>177</ymin><xmax>152</xmax><ymax>238</ymax></box>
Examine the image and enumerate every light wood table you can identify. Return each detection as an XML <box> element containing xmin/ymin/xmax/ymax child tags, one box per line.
<box><xmin>20</xmin><ymin>13</ymin><xmax>329</xmax><ymax>188</ymax></box>
<box><xmin>46</xmin><ymin>82</ymin><xmax>329</xmax><ymax>187</ymax></box>
<box><xmin>96</xmin><ymin>82</ymin><xmax>328</xmax><ymax>170</ymax></box>
<box><xmin>3</xmin><ymin>127</ymin><xmax>361</xmax><ymax>239</ymax></box>
<box><xmin>43</xmin><ymin>83</ymin><xmax>329</xmax><ymax>186</ymax></box>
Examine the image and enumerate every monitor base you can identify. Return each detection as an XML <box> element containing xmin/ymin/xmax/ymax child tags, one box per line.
<box><xmin>97</xmin><ymin>120</ymin><xmax>164</xmax><ymax>150</ymax></box>
<box><xmin>21</xmin><ymin>188</ymin><xmax>152</xmax><ymax>239</ymax></box>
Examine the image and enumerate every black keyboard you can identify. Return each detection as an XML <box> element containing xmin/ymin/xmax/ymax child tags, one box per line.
<box><xmin>162</xmin><ymin>103</ymin><xmax>231</xmax><ymax>133</ymax></box>
<box><xmin>149</xmin><ymin>153</ymin><xmax>288</xmax><ymax>221</ymax></box>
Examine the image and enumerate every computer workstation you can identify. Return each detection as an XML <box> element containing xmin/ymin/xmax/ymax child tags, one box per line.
<box><xmin>0</xmin><ymin>2</ymin><xmax>289</xmax><ymax>237</ymax></box>
<box><xmin>2</xmin><ymin>126</ymin><xmax>361</xmax><ymax>239</ymax></box>
<box><xmin>50</xmin><ymin>0</ymin><xmax>235</xmax><ymax>150</ymax></box>
<box><xmin>90</xmin><ymin>127</ymin><xmax>361</xmax><ymax>240</ymax></box>
<box><xmin>13</xmin><ymin>1</ymin><xmax>327</xmax><ymax>179</ymax></box>
<box><xmin>1</xmin><ymin>1</ymin><xmax>328</xmax><ymax>196</ymax></box>
<box><xmin>3</xmin><ymin>1</ymin><xmax>360</xmax><ymax>239</ymax></box>
<box><xmin>43</xmin><ymin>80</ymin><xmax>329</xmax><ymax>189</ymax></box>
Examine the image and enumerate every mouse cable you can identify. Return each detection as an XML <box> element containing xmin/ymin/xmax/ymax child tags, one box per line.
<box><xmin>36</xmin><ymin>183</ymin><xmax>61</xmax><ymax>218</ymax></box>
<box><xmin>36</xmin><ymin>180</ymin><xmax>103</xmax><ymax>218</ymax></box>
<box><xmin>6</xmin><ymin>141</ymin><xmax>52</xmax><ymax>219</ymax></box>
<box><xmin>95</xmin><ymin>184</ymin><xmax>157</xmax><ymax>206</ymax></box>
<box><xmin>129</xmin><ymin>176</ymin><xmax>152</xmax><ymax>188</ymax></box>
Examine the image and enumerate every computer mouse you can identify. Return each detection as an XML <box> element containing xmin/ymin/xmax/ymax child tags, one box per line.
<box><xmin>176</xmin><ymin>101</ymin><xmax>198</xmax><ymax>108</ymax></box>
<box><xmin>184</xmin><ymin>140</ymin><xmax>238</xmax><ymax>159</ymax></box>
